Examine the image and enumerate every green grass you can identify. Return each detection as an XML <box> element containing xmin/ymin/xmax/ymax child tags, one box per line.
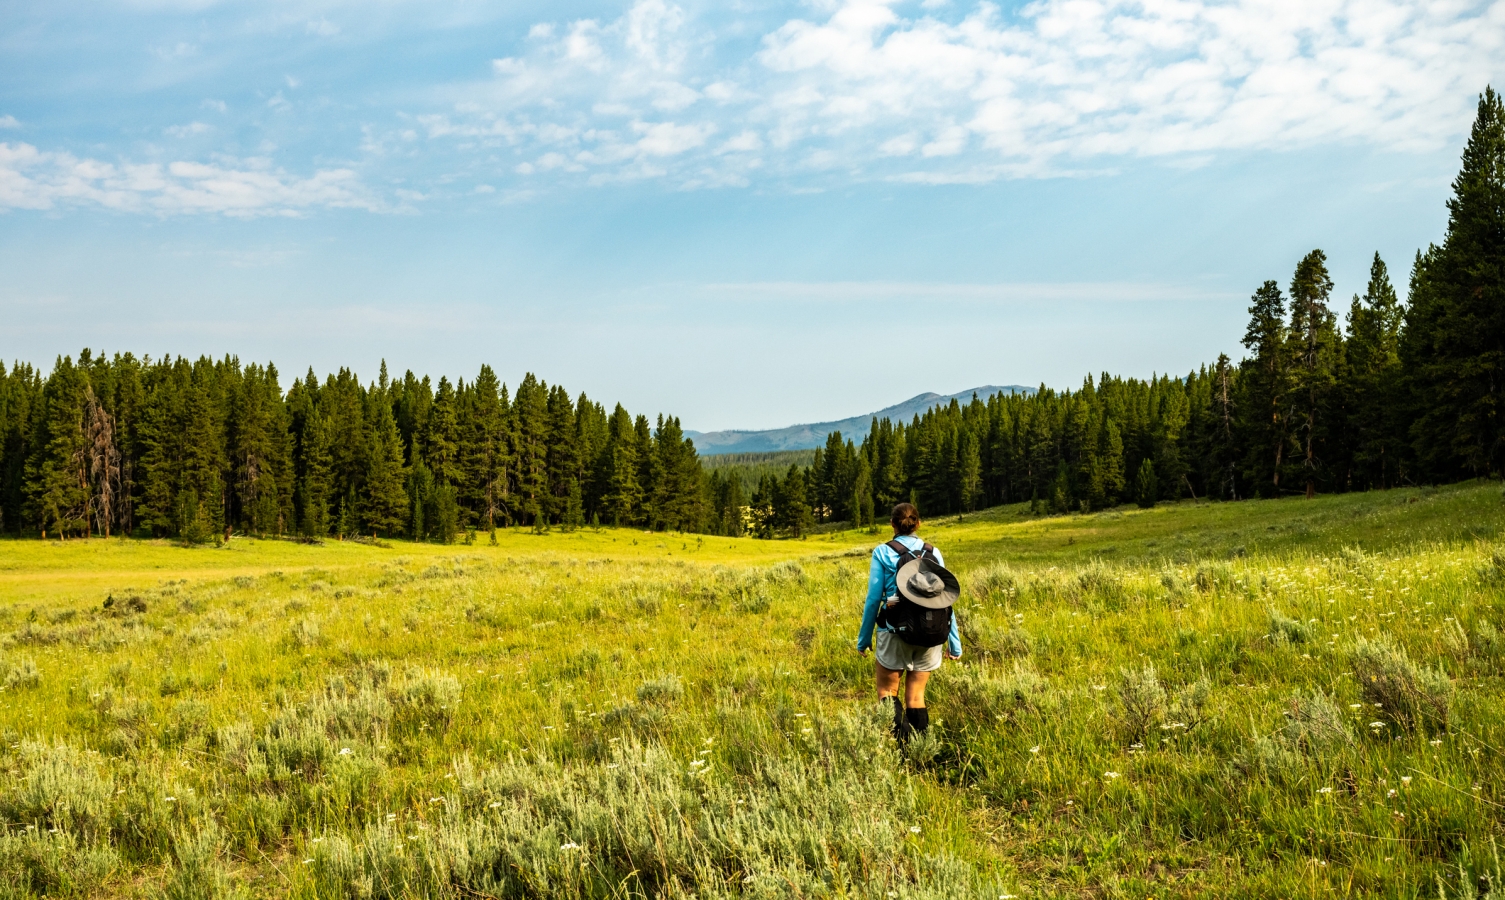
<box><xmin>2</xmin><ymin>483</ymin><xmax>1505</xmax><ymax>897</ymax></box>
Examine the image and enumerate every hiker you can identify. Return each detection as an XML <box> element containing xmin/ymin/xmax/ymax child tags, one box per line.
<box><xmin>856</xmin><ymin>502</ymin><xmax>961</xmax><ymax>742</ymax></box>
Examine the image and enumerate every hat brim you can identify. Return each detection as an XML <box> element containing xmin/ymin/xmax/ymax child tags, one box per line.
<box><xmin>896</xmin><ymin>558</ymin><xmax>960</xmax><ymax>609</ymax></box>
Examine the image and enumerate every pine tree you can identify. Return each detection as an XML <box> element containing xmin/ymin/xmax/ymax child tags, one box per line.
<box><xmin>544</xmin><ymin>384</ymin><xmax>578</xmax><ymax>524</ymax></box>
<box><xmin>26</xmin><ymin>356</ymin><xmax>90</xmax><ymax>538</ymax></box>
<box><xmin>1346</xmin><ymin>253</ymin><xmax>1406</xmax><ymax>489</ymax></box>
<box><xmin>851</xmin><ymin>453</ymin><xmax>874</xmax><ymax>527</ymax></box>
<box><xmin>299</xmin><ymin>407</ymin><xmax>333</xmax><ymax>537</ymax></box>
<box><xmin>776</xmin><ymin>464</ymin><xmax>813</xmax><ymax>537</ymax></box>
<box><xmin>1402</xmin><ymin>87</ymin><xmax>1505</xmax><ymax>477</ymax></box>
<box><xmin>230</xmin><ymin>366</ymin><xmax>285</xmax><ymax>536</ymax></box>
<box><xmin>1209</xmin><ymin>354</ymin><xmax>1239</xmax><ymax>499</ymax></box>
<box><xmin>513</xmin><ymin>374</ymin><xmax>549</xmax><ymax>526</ymax></box>
<box><xmin>599</xmin><ymin>405</ymin><xmax>639</xmax><ymax>525</ymax></box>
<box><xmin>1135</xmin><ymin>458</ymin><xmax>1157</xmax><ymax>508</ymax></box>
<box><xmin>364</xmin><ymin>396</ymin><xmax>409</xmax><ymax>536</ymax></box>
<box><xmin>407</xmin><ymin>459</ymin><xmax>433</xmax><ymax>539</ymax></box>
<box><xmin>1240</xmin><ymin>281</ymin><xmax>1295</xmax><ymax>495</ymax></box>
<box><xmin>424</xmin><ymin>378</ymin><xmax>461</xmax><ymax>486</ymax></box>
<box><xmin>722</xmin><ymin>474</ymin><xmax>747</xmax><ymax>536</ymax></box>
<box><xmin>1287</xmin><ymin>250</ymin><xmax>1343</xmax><ymax>497</ymax></box>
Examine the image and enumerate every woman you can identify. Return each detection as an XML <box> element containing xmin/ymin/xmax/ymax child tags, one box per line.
<box><xmin>855</xmin><ymin>502</ymin><xmax>961</xmax><ymax>742</ymax></box>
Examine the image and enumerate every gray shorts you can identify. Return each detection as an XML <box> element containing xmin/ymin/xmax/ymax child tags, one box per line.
<box><xmin>875</xmin><ymin>631</ymin><xmax>943</xmax><ymax>673</ymax></box>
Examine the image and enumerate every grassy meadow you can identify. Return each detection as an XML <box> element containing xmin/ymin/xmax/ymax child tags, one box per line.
<box><xmin>2</xmin><ymin>484</ymin><xmax>1505</xmax><ymax>898</ymax></box>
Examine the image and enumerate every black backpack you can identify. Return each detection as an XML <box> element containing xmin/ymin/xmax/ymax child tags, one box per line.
<box><xmin>877</xmin><ymin>539</ymin><xmax>954</xmax><ymax>648</ymax></box>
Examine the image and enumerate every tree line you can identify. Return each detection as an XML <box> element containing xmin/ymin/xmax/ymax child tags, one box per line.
<box><xmin>0</xmin><ymin>359</ymin><xmax>706</xmax><ymax>542</ymax></box>
<box><xmin>1</xmin><ymin>88</ymin><xmax>1501</xmax><ymax>542</ymax></box>
<box><xmin>715</xmin><ymin>87</ymin><xmax>1505</xmax><ymax>535</ymax></box>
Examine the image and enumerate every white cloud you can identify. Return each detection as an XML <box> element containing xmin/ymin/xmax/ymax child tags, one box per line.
<box><xmin>201</xmin><ymin>99</ymin><xmax>227</xmax><ymax>114</ymax></box>
<box><xmin>920</xmin><ymin>124</ymin><xmax>967</xmax><ymax>157</ymax></box>
<box><xmin>878</xmin><ymin>133</ymin><xmax>917</xmax><ymax>155</ymax></box>
<box><xmin>306</xmin><ymin>18</ymin><xmax>339</xmax><ymax>37</ymax></box>
<box><xmin>0</xmin><ymin>116</ymin><xmax>18</xmax><ymax>129</ymax></box>
<box><xmin>165</xmin><ymin>122</ymin><xmax>212</xmax><ymax>138</ymax></box>
<box><xmin>412</xmin><ymin>0</ymin><xmax>1501</xmax><ymax>189</ymax></box>
<box><xmin>633</xmin><ymin>120</ymin><xmax>713</xmax><ymax>156</ymax></box>
<box><xmin>0</xmin><ymin>143</ymin><xmax>382</xmax><ymax>217</ymax></box>
<box><xmin>718</xmin><ymin>130</ymin><xmax>763</xmax><ymax>153</ymax></box>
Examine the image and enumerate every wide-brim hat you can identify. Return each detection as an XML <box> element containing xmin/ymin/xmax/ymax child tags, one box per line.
<box><xmin>896</xmin><ymin>557</ymin><xmax>960</xmax><ymax>609</ymax></box>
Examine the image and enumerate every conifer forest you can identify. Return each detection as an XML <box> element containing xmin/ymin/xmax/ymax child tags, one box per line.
<box><xmin>2</xmin><ymin>89</ymin><xmax>1503</xmax><ymax>544</ymax></box>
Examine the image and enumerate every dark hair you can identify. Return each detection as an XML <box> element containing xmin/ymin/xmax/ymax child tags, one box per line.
<box><xmin>890</xmin><ymin>502</ymin><xmax>920</xmax><ymax>536</ymax></box>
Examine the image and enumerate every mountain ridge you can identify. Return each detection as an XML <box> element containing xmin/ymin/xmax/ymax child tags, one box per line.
<box><xmin>686</xmin><ymin>385</ymin><xmax>1036</xmax><ymax>455</ymax></box>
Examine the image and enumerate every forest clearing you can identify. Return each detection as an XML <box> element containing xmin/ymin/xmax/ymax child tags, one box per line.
<box><xmin>3</xmin><ymin>482</ymin><xmax>1504</xmax><ymax>898</ymax></box>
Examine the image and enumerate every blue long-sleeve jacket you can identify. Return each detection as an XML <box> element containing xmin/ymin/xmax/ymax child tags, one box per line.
<box><xmin>855</xmin><ymin>534</ymin><xmax>962</xmax><ymax>658</ymax></box>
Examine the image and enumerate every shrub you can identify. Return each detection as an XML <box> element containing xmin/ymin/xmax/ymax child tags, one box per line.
<box><xmin>1169</xmin><ymin>675</ymin><xmax>1213</xmax><ymax>729</ymax></box>
<box><xmin>160</xmin><ymin>824</ymin><xmax>231</xmax><ymax>900</ymax></box>
<box><xmin>0</xmin><ymin>829</ymin><xmax>119</xmax><ymax>898</ymax></box>
<box><xmin>1479</xmin><ymin>547</ymin><xmax>1505</xmax><ymax>585</ymax></box>
<box><xmin>1268</xmin><ymin>609</ymin><xmax>1314</xmax><ymax>645</ymax></box>
<box><xmin>1443</xmin><ymin>618</ymin><xmax>1471</xmax><ymax>661</ymax></box>
<box><xmin>1115</xmin><ymin>664</ymin><xmax>1167</xmax><ymax>740</ymax></box>
<box><xmin>1076</xmin><ymin>561</ymin><xmax>1126</xmax><ymax>604</ymax></box>
<box><xmin>636</xmin><ymin>674</ymin><xmax>683</xmax><ymax>705</ymax></box>
<box><xmin>1236</xmin><ymin>731</ymin><xmax>1302</xmax><ymax>783</ymax></box>
<box><xmin>1</xmin><ymin>741</ymin><xmax>115</xmax><ymax>840</ymax></box>
<box><xmin>1476</xmin><ymin>618</ymin><xmax>1501</xmax><ymax>657</ymax></box>
<box><xmin>965</xmin><ymin>618</ymin><xmax>1034</xmax><ymax>661</ymax></box>
<box><xmin>1350</xmin><ymin>636</ymin><xmax>1452</xmax><ymax>733</ymax></box>
<box><xmin>970</xmin><ymin>562</ymin><xmax>1018</xmax><ymax>601</ymax></box>
<box><xmin>1194</xmin><ymin>561</ymin><xmax>1236</xmax><ymax>593</ymax></box>
<box><xmin>765</xmin><ymin>560</ymin><xmax>806</xmax><ymax>585</ymax></box>
<box><xmin>734</xmin><ymin>586</ymin><xmax>772</xmax><ymax>614</ymax></box>
<box><xmin>1280</xmin><ymin>689</ymin><xmax>1354</xmax><ymax>755</ymax></box>
<box><xmin>304</xmin><ymin>736</ymin><xmax>990</xmax><ymax>900</ymax></box>
<box><xmin>287</xmin><ymin>618</ymin><xmax>322</xmax><ymax>649</ymax></box>
<box><xmin>4</xmin><ymin>657</ymin><xmax>41</xmax><ymax>690</ymax></box>
<box><xmin>946</xmin><ymin>661</ymin><xmax>1055</xmax><ymax>725</ymax></box>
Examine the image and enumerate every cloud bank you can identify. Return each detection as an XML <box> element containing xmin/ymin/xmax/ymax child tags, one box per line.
<box><xmin>0</xmin><ymin>143</ymin><xmax>380</xmax><ymax>216</ymax></box>
<box><xmin>436</xmin><ymin>0</ymin><xmax>1501</xmax><ymax>186</ymax></box>
<box><xmin>3</xmin><ymin>0</ymin><xmax>1499</xmax><ymax>213</ymax></box>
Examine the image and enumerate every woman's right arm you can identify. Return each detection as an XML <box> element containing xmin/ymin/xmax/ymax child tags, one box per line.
<box><xmin>855</xmin><ymin>550</ymin><xmax>885</xmax><ymax>652</ymax></box>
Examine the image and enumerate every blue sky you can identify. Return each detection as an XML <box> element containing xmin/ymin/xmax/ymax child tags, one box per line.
<box><xmin>2</xmin><ymin>0</ymin><xmax>1501</xmax><ymax>430</ymax></box>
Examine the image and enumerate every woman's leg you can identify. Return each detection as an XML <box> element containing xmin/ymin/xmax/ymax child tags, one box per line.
<box><xmin>903</xmin><ymin>670</ymin><xmax>931</xmax><ymax>709</ymax></box>
<box><xmin>874</xmin><ymin>661</ymin><xmax>902</xmax><ymax>700</ymax></box>
<box><xmin>901</xmin><ymin>670</ymin><xmax>933</xmax><ymax>739</ymax></box>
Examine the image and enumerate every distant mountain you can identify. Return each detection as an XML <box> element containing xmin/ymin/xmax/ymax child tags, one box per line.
<box><xmin>686</xmin><ymin>385</ymin><xmax>1036</xmax><ymax>456</ymax></box>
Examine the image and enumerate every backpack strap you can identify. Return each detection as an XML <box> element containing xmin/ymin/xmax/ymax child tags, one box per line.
<box><xmin>885</xmin><ymin>539</ymin><xmax>914</xmax><ymax>564</ymax></box>
<box><xmin>886</xmin><ymin>540</ymin><xmax>937</xmax><ymax>565</ymax></box>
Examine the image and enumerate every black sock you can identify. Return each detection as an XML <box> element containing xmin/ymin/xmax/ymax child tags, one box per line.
<box><xmin>889</xmin><ymin>696</ymin><xmax>910</xmax><ymax>742</ymax></box>
<box><xmin>906</xmin><ymin>707</ymin><xmax>929</xmax><ymax>735</ymax></box>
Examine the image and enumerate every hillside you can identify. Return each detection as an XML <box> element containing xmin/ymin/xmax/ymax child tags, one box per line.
<box><xmin>1</xmin><ymin>483</ymin><xmax>1503</xmax><ymax>897</ymax></box>
<box><xmin>687</xmin><ymin>384</ymin><xmax>1035</xmax><ymax>455</ymax></box>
